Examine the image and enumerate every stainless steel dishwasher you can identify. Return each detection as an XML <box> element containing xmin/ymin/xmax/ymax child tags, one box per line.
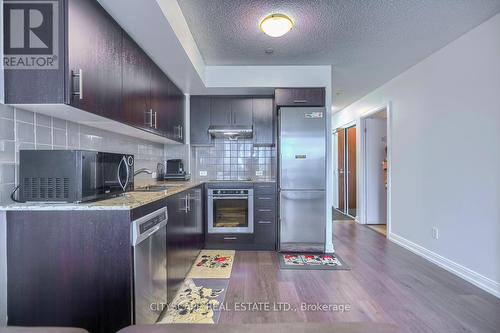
<box><xmin>131</xmin><ymin>206</ymin><xmax>168</xmax><ymax>325</ymax></box>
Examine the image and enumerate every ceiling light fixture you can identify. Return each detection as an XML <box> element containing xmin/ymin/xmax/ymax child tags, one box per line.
<box><xmin>259</xmin><ymin>14</ymin><xmax>294</xmax><ymax>38</ymax></box>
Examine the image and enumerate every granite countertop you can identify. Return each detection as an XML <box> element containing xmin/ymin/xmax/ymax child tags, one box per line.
<box><xmin>0</xmin><ymin>179</ymin><xmax>275</xmax><ymax>211</ymax></box>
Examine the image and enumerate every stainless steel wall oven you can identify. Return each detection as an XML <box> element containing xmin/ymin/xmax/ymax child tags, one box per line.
<box><xmin>207</xmin><ymin>188</ymin><xmax>254</xmax><ymax>234</ymax></box>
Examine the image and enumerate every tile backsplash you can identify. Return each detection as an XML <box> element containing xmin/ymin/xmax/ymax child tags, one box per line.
<box><xmin>193</xmin><ymin>138</ymin><xmax>276</xmax><ymax>181</ymax></box>
<box><xmin>0</xmin><ymin>103</ymin><xmax>165</xmax><ymax>204</ymax></box>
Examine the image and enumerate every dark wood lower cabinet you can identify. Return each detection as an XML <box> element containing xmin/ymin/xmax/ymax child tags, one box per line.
<box><xmin>166</xmin><ymin>186</ymin><xmax>204</xmax><ymax>303</ymax></box>
<box><xmin>253</xmin><ymin>182</ymin><xmax>277</xmax><ymax>250</ymax></box>
<box><xmin>6</xmin><ymin>186</ymin><xmax>205</xmax><ymax>333</ymax></box>
<box><xmin>6</xmin><ymin>210</ymin><xmax>132</xmax><ymax>333</ymax></box>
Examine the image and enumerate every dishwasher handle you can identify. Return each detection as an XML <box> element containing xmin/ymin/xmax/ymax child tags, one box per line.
<box><xmin>131</xmin><ymin>207</ymin><xmax>168</xmax><ymax>246</ymax></box>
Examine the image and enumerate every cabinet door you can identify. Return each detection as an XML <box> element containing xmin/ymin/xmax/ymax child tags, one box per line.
<box><xmin>190</xmin><ymin>187</ymin><xmax>204</xmax><ymax>257</ymax></box>
<box><xmin>166</xmin><ymin>193</ymin><xmax>187</xmax><ymax>303</ymax></box>
<box><xmin>253</xmin><ymin>98</ymin><xmax>274</xmax><ymax>145</ymax></box>
<box><xmin>210</xmin><ymin>98</ymin><xmax>232</xmax><ymax>126</ymax></box>
<box><xmin>67</xmin><ymin>0</ymin><xmax>123</xmax><ymax>120</ymax></box>
<box><xmin>275</xmin><ymin>88</ymin><xmax>325</xmax><ymax>107</ymax></box>
<box><xmin>150</xmin><ymin>64</ymin><xmax>170</xmax><ymax>135</ymax></box>
<box><xmin>122</xmin><ymin>33</ymin><xmax>151</xmax><ymax>128</ymax></box>
<box><xmin>231</xmin><ymin>98</ymin><xmax>253</xmax><ymax>126</ymax></box>
<box><xmin>166</xmin><ymin>82</ymin><xmax>185</xmax><ymax>143</ymax></box>
<box><xmin>190</xmin><ymin>96</ymin><xmax>212</xmax><ymax>145</ymax></box>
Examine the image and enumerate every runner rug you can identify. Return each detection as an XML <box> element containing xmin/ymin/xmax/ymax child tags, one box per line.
<box><xmin>186</xmin><ymin>249</ymin><xmax>235</xmax><ymax>279</ymax></box>
<box><xmin>158</xmin><ymin>278</ymin><xmax>229</xmax><ymax>324</ymax></box>
<box><xmin>279</xmin><ymin>253</ymin><xmax>350</xmax><ymax>270</ymax></box>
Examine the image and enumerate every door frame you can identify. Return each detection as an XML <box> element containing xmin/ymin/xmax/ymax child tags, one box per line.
<box><xmin>333</xmin><ymin>120</ymin><xmax>356</xmax><ymax>219</ymax></box>
<box><xmin>358</xmin><ymin>102</ymin><xmax>392</xmax><ymax>237</ymax></box>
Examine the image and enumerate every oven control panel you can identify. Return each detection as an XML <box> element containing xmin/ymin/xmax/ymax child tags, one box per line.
<box><xmin>212</xmin><ymin>189</ymin><xmax>249</xmax><ymax>195</ymax></box>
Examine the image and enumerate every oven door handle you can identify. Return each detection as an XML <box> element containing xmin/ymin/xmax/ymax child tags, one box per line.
<box><xmin>211</xmin><ymin>196</ymin><xmax>249</xmax><ymax>200</ymax></box>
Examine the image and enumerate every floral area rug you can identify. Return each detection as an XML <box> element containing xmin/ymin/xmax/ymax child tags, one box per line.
<box><xmin>158</xmin><ymin>278</ymin><xmax>229</xmax><ymax>324</ymax></box>
<box><xmin>279</xmin><ymin>253</ymin><xmax>350</xmax><ymax>270</ymax></box>
<box><xmin>186</xmin><ymin>250</ymin><xmax>235</xmax><ymax>279</ymax></box>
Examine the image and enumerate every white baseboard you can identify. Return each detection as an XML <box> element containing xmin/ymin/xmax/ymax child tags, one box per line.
<box><xmin>366</xmin><ymin>217</ymin><xmax>386</xmax><ymax>224</ymax></box>
<box><xmin>388</xmin><ymin>232</ymin><xmax>500</xmax><ymax>298</ymax></box>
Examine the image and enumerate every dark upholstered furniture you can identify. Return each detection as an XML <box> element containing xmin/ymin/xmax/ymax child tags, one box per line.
<box><xmin>0</xmin><ymin>328</ymin><xmax>89</xmax><ymax>333</ymax></box>
<box><xmin>117</xmin><ymin>323</ymin><xmax>399</xmax><ymax>333</ymax></box>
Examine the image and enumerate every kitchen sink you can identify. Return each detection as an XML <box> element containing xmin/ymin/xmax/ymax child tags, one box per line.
<box><xmin>134</xmin><ymin>184</ymin><xmax>180</xmax><ymax>192</ymax></box>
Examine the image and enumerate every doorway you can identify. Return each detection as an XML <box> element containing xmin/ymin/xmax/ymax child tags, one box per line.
<box><xmin>361</xmin><ymin>108</ymin><xmax>388</xmax><ymax>236</ymax></box>
<box><xmin>334</xmin><ymin>125</ymin><xmax>357</xmax><ymax>219</ymax></box>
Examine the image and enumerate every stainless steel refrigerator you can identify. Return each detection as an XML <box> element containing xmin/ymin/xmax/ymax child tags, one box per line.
<box><xmin>279</xmin><ymin>107</ymin><xmax>326</xmax><ymax>252</ymax></box>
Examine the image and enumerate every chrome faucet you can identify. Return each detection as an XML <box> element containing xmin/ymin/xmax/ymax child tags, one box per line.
<box><xmin>134</xmin><ymin>168</ymin><xmax>153</xmax><ymax>177</ymax></box>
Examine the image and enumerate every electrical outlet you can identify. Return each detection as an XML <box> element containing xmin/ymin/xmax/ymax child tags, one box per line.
<box><xmin>199</xmin><ymin>170</ymin><xmax>208</xmax><ymax>177</ymax></box>
<box><xmin>151</xmin><ymin>171</ymin><xmax>157</xmax><ymax>179</ymax></box>
<box><xmin>255</xmin><ymin>170</ymin><xmax>263</xmax><ymax>176</ymax></box>
<box><xmin>432</xmin><ymin>227</ymin><xmax>439</xmax><ymax>240</ymax></box>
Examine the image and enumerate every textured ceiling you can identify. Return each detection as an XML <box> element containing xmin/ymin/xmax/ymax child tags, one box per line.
<box><xmin>178</xmin><ymin>0</ymin><xmax>500</xmax><ymax>109</ymax></box>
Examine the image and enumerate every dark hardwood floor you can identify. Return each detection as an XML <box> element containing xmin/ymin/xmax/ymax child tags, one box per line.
<box><xmin>220</xmin><ymin>221</ymin><xmax>500</xmax><ymax>333</ymax></box>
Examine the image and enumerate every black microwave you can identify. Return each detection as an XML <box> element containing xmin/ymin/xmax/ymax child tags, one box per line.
<box><xmin>19</xmin><ymin>150</ymin><xmax>134</xmax><ymax>203</ymax></box>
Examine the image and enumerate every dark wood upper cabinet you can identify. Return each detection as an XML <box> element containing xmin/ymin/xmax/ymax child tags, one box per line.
<box><xmin>122</xmin><ymin>33</ymin><xmax>151</xmax><ymax>127</ymax></box>
<box><xmin>3</xmin><ymin>0</ymin><xmax>185</xmax><ymax>142</ymax></box>
<box><xmin>210</xmin><ymin>98</ymin><xmax>232</xmax><ymax>126</ymax></box>
<box><xmin>231</xmin><ymin>98</ymin><xmax>253</xmax><ymax>126</ymax></box>
<box><xmin>275</xmin><ymin>88</ymin><xmax>325</xmax><ymax>107</ymax></box>
<box><xmin>209</xmin><ymin>97</ymin><xmax>252</xmax><ymax>126</ymax></box>
<box><xmin>253</xmin><ymin>97</ymin><xmax>275</xmax><ymax>145</ymax></box>
<box><xmin>67</xmin><ymin>0</ymin><xmax>123</xmax><ymax>120</ymax></box>
<box><xmin>150</xmin><ymin>63</ymin><xmax>169</xmax><ymax>136</ymax></box>
<box><xmin>166</xmin><ymin>82</ymin><xmax>185</xmax><ymax>143</ymax></box>
<box><xmin>190</xmin><ymin>96</ymin><xmax>275</xmax><ymax>146</ymax></box>
<box><xmin>190</xmin><ymin>96</ymin><xmax>212</xmax><ymax>145</ymax></box>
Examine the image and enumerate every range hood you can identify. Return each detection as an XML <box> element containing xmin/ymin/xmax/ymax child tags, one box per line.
<box><xmin>208</xmin><ymin>125</ymin><xmax>253</xmax><ymax>140</ymax></box>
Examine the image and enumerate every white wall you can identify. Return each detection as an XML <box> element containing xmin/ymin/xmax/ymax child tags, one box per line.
<box><xmin>333</xmin><ymin>13</ymin><xmax>500</xmax><ymax>296</ymax></box>
<box><xmin>365</xmin><ymin>117</ymin><xmax>387</xmax><ymax>224</ymax></box>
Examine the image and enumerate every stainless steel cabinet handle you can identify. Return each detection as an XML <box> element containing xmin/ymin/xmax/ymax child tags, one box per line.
<box><xmin>293</xmin><ymin>99</ymin><xmax>307</xmax><ymax>103</ymax></box>
<box><xmin>72</xmin><ymin>69</ymin><xmax>83</xmax><ymax>100</ymax></box>
<box><xmin>258</xmin><ymin>197</ymin><xmax>273</xmax><ymax>200</ymax></box>
<box><xmin>223</xmin><ymin>236</ymin><xmax>237</xmax><ymax>240</ymax></box>
<box><xmin>145</xmin><ymin>109</ymin><xmax>154</xmax><ymax>127</ymax></box>
<box><xmin>187</xmin><ymin>194</ymin><xmax>192</xmax><ymax>212</ymax></box>
<box><xmin>180</xmin><ymin>195</ymin><xmax>189</xmax><ymax>212</ymax></box>
<box><xmin>258</xmin><ymin>209</ymin><xmax>272</xmax><ymax>212</ymax></box>
<box><xmin>258</xmin><ymin>221</ymin><xmax>272</xmax><ymax>224</ymax></box>
<box><xmin>153</xmin><ymin>111</ymin><xmax>157</xmax><ymax>129</ymax></box>
<box><xmin>173</xmin><ymin>125</ymin><xmax>182</xmax><ymax>139</ymax></box>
